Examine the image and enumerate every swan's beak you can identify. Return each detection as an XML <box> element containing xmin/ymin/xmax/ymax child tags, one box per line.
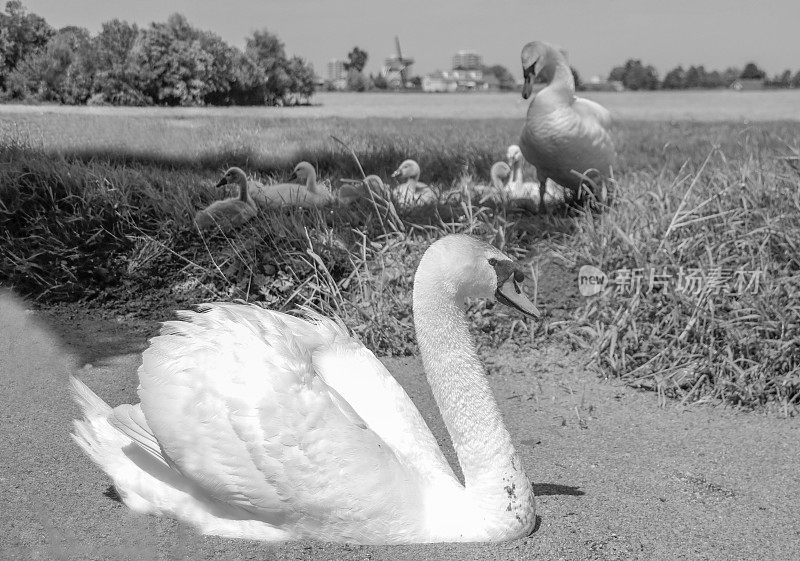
<box><xmin>215</xmin><ymin>177</ymin><xmax>228</xmax><ymax>187</ymax></box>
<box><xmin>496</xmin><ymin>270</ymin><xmax>541</xmax><ymax>318</ymax></box>
<box><xmin>391</xmin><ymin>168</ymin><xmax>401</xmax><ymax>178</ymax></box>
<box><xmin>522</xmin><ymin>68</ymin><xmax>535</xmax><ymax>100</ymax></box>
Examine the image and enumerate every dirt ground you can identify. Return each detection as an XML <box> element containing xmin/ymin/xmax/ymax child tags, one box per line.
<box><xmin>2</xmin><ymin>289</ymin><xmax>799</xmax><ymax>561</ymax></box>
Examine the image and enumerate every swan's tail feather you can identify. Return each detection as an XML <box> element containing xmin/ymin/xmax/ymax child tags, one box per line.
<box><xmin>70</xmin><ymin>374</ymin><xmax>112</xmax><ymax>417</ymax></box>
<box><xmin>69</xmin><ymin>376</ymin><xmax>292</xmax><ymax>541</ymax></box>
<box><xmin>109</xmin><ymin>403</ymin><xmax>170</xmax><ymax>468</ymax></box>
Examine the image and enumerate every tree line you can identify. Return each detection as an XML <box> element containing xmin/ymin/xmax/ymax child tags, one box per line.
<box><xmin>0</xmin><ymin>1</ymin><xmax>315</xmax><ymax>106</ymax></box>
<box><xmin>603</xmin><ymin>59</ymin><xmax>800</xmax><ymax>91</ymax></box>
<box><xmin>3</xmin><ymin>1</ymin><xmax>799</xmax><ymax>104</ymax></box>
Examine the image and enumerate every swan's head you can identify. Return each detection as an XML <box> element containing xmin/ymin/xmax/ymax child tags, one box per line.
<box><xmin>392</xmin><ymin>159</ymin><xmax>421</xmax><ymax>181</ymax></box>
<box><xmin>215</xmin><ymin>167</ymin><xmax>247</xmax><ymax>188</ymax></box>
<box><xmin>490</xmin><ymin>161</ymin><xmax>511</xmax><ymax>185</ymax></box>
<box><xmin>506</xmin><ymin>144</ymin><xmax>523</xmax><ymax>166</ymax></box>
<box><xmin>520</xmin><ymin>41</ymin><xmax>565</xmax><ymax>99</ymax></box>
<box><xmin>417</xmin><ymin>235</ymin><xmax>540</xmax><ymax>318</ymax></box>
<box><xmin>292</xmin><ymin>161</ymin><xmax>316</xmax><ymax>182</ymax></box>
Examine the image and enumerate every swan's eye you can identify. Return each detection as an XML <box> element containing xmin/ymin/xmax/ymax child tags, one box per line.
<box><xmin>489</xmin><ymin>258</ymin><xmax>517</xmax><ymax>287</ymax></box>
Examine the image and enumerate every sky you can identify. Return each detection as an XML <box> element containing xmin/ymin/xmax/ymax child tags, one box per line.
<box><xmin>21</xmin><ymin>0</ymin><xmax>800</xmax><ymax>81</ymax></box>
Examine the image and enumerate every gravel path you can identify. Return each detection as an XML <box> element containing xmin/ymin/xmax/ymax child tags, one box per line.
<box><xmin>2</xmin><ymin>290</ymin><xmax>798</xmax><ymax>561</ymax></box>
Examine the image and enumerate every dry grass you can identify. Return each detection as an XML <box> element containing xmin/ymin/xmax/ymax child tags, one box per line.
<box><xmin>551</xmin><ymin>130</ymin><xmax>800</xmax><ymax>413</ymax></box>
<box><xmin>0</xmin><ymin>112</ymin><xmax>798</xmax><ymax>412</ymax></box>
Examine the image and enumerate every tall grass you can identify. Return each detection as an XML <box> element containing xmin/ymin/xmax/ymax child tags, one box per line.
<box><xmin>553</xmin><ymin>129</ymin><xmax>800</xmax><ymax>413</ymax></box>
<box><xmin>1</xmin><ymin>112</ymin><xmax>798</xmax><ymax>412</ymax></box>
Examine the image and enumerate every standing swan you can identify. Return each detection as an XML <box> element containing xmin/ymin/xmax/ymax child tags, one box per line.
<box><xmin>391</xmin><ymin>159</ymin><xmax>438</xmax><ymax>207</ymax></box>
<box><xmin>71</xmin><ymin>235</ymin><xmax>539</xmax><ymax>544</ymax></box>
<box><xmin>194</xmin><ymin>167</ymin><xmax>258</xmax><ymax>232</ymax></box>
<box><xmin>518</xmin><ymin>41</ymin><xmax>616</xmax><ymax>207</ymax></box>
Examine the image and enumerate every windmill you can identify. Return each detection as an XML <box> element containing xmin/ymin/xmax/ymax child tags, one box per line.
<box><xmin>382</xmin><ymin>36</ymin><xmax>415</xmax><ymax>89</ymax></box>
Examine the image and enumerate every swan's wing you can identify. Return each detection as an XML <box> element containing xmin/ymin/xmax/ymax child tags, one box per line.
<box><xmin>573</xmin><ymin>96</ymin><xmax>612</xmax><ymax>128</ymax></box>
<box><xmin>309</xmin><ymin>323</ymin><xmax>456</xmax><ymax>481</ymax></box>
<box><xmin>136</xmin><ymin>303</ymin><xmax>421</xmax><ymax>527</ymax></box>
<box><xmin>508</xmin><ymin>181</ymin><xmax>541</xmax><ymax>201</ymax></box>
<box><xmin>312</xmin><ymin>179</ymin><xmax>333</xmax><ymax>196</ymax></box>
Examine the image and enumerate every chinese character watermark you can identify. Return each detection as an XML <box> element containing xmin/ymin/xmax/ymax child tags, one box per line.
<box><xmin>578</xmin><ymin>265</ymin><xmax>764</xmax><ymax>297</ymax></box>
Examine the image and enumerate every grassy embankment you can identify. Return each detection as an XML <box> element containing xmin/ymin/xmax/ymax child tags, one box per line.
<box><xmin>1</xmin><ymin>110</ymin><xmax>798</xmax><ymax>412</ymax></box>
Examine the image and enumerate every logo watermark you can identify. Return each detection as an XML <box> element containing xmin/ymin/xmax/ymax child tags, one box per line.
<box><xmin>578</xmin><ymin>266</ymin><xmax>764</xmax><ymax>297</ymax></box>
<box><xmin>578</xmin><ymin>265</ymin><xmax>608</xmax><ymax>297</ymax></box>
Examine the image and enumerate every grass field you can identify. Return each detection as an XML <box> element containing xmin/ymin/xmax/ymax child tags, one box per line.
<box><xmin>1</xmin><ymin>94</ymin><xmax>799</xmax><ymax>412</ymax></box>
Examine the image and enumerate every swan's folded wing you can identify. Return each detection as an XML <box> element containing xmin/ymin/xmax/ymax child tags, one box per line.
<box><xmin>135</xmin><ymin>304</ymin><xmax>421</xmax><ymax>528</ymax></box>
<box><xmin>312</xmin><ymin>337</ymin><xmax>457</xmax><ymax>482</ymax></box>
<box><xmin>573</xmin><ymin>96</ymin><xmax>612</xmax><ymax>129</ymax></box>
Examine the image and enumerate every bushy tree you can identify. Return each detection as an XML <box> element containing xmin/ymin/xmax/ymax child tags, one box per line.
<box><xmin>127</xmin><ymin>13</ymin><xmax>217</xmax><ymax>106</ymax></box>
<box><xmin>5</xmin><ymin>25</ymin><xmax>91</xmax><ymax>102</ymax></box>
<box><xmin>0</xmin><ymin>5</ymin><xmax>313</xmax><ymax>106</ymax></box>
<box><xmin>609</xmin><ymin>59</ymin><xmax>659</xmax><ymax>90</ymax></box>
<box><xmin>284</xmin><ymin>55</ymin><xmax>315</xmax><ymax>104</ymax></box>
<box><xmin>662</xmin><ymin>65</ymin><xmax>685</xmax><ymax>89</ymax></box>
<box><xmin>765</xmin><ymin>69</ymin><xmax>792</xmax><ymax>88</ymax></box>
<box><xmin>740</xmin><ymin>62</ymin><xmax>766</xmax><ymax>80</ymax></box>
<box><xmin>346</xmin><ymin>68</ymin><xmax>368</xmax><ymax>91</ymax></box>
<box><xmin>86</xmin><ymin>19</ymin><xmax>146</xmax><ymax>105</ymax></box>
<box><xmin>344</xmin><ymin>46</ymin><xmax>367</xmax><ymax>73</ymax></box>
<box><xmin>481</xmin><ymin>64</ymin><xmax>516</xmax><ymax>90</ymax></box>
<box><xmin>245</xmin><ymin>28</ymin><xmax>292</xmax><ymax>105</ymax></box>
<box><xmin>372</xmin><ymin>73</ymin><xmax>388</xmax><ymax>90</ymax></box>
<box><xmin>0</xmin><ymin>0</ymin><xmax>52</xmax><ymax>88</ymax></box>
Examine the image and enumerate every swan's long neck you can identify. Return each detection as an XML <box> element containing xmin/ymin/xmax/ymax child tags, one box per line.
<box><xmin>491</xmin><ymin>170</ymin><xmax>507</xmax><ymax>191</ymax></box>
<box><xmin>237</xmin><ymin>175</ymin><xmax>250</xmax><ymax>203</ymax></box>
<box><xmin>510</xmin><ymin>158</ymin><xmax>523</xmax><ymax>187</ymax></box>
<box><xmin>304</xmin><ymin>169</ymin><xmax>318</xmax><ymax>192</ymax></box>
<box><xmin>413</xmin><ymin>267</ymin><xmax>534</xmax><ymax>532</ymax></box>
<box><xmin>542</xmin><ymin>57</ymin><xmax>575</xmax><ymax>101</ymax></box>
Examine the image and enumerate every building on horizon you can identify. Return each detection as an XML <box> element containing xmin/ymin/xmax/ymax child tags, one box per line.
<box><xmin>422</xmin><ymin>49</ymin><xmax>494</xmax><ymax>92</ymax></box>
<box><xmin>327</xmin><ymin>59</ymin><xmax>348</xmax><ymax>90</ymax></box>
<box><xmin>452</xmin><ymin>50</ymin><xmax>482</xmax><ymax>71</ymax></box>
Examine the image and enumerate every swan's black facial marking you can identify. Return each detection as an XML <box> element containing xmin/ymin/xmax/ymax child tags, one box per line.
<box><xmin>489</xmin><ymin>257</ymin><xmax>541</xmax><ymax>318</ymax></box>
<box><xmin>488</xmin><ymin>257</ymin><xmax>517</xmax><ymax>288</ymax></box>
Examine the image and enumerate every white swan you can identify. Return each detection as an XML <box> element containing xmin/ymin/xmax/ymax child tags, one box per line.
<box><xmin>506</xmin><ymin>145</ymin><xmax>565</xmax><ymax>211</ymax></box>
<box><xmin>518</xmin><ymin>41</ymin><xmax>616</xmax><ymax>206</ymax></box>
<box><xmin>470</xmin><ymin>162</ymin><xmax>512</xmax><ymax>204</ymax></box>
<box><xmin>194</xmin><ymin>168</ymin><xmax>258</xmax><ymax>232</ymax></box>
<box><xmin>255</xmin><ymin>162</ymin><xmax>334</xmax><ymax>208</ymax></box>
<box><xmin>71</xmin><ymin>234</ymin><xmax>539</xmax><ymax>544</ymax></box>
<box><xmin>391</xmin><ymin>159</ymin><xmax>438</xmax><ymax>207</ymax></box>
